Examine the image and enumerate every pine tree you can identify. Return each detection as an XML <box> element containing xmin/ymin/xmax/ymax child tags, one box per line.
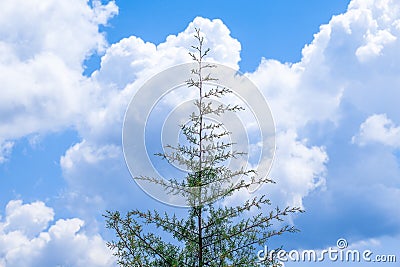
<box><xmin>104</xmin><ymin>28</ymin><xmax>302</xmax><ymax>267</ymax></box>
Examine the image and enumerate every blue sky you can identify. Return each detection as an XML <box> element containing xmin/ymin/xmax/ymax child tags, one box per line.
<box><xmin>1</xmin><ymin>0</ymin><xmax>400</xmax><ymax>266</ymax></box>
<box><xmin>93</xmin><ymin>0</ymin><xmax>351</xmax><ymax>72</ymax></box>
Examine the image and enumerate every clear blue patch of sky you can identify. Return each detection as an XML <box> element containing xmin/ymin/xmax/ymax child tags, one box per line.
<box><xmin>0</xmin><ymin>130</ymin><xmax>79</xmax><ymax>209</ymax></box>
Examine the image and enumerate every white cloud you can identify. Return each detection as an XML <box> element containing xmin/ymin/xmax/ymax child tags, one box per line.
<box><xmin>356</xmin><ymin>29</ymin><xmax>397</xmax><ymax>62</ymax></box>
<box><xmin>270</xmin><ymin>130</ymin><xmax>328</xmax><ymax>208</ymax></box>
<box><xmin>0</xmin><ymin>0</ymin><xmax>118</xmax><ymax>67</ymax></box>
<box><xmin>0</xmin><ymin>200</ymin><xmax>115</xmax><ymax>267</ymax></box>
<box><xmin>160</xmin><ymin>17</ymin><xmax>241</xmax><ymax>69</ymax></box>
<box><xmin>0</xmin><ymin>53</ymin><xmax>91</xmax><ymax>138</ymax></box>
<box><xmin>0</xmin><ymin>141</ymin><xmax>13</xmax><ymax>164</ymax></box>
<box><xmin>92</xmin><ymin>16</ymin><xmax>241</xmax><ymax>90</ymax></box>
<box><xmin>352</xmin><ymin>114</ymin><xmax>400</xmax><ymax>147</ymax></box>
<box><xmin>61</xmin><ymin>140</ymin><xmax>121</xmax><ymax>170</ymax></box>
<box><xmin>245</xmin><ymin>0</ymin><xmax>400</xmax><ymax>208</ymax></box>
<box><xmin>60</xmin><ymin>140</ymin><xmax>127</xmax><ymax>198</ymax></box>
<box><xmin>2</xmin><ymin>200</ymin><xmax>54</xmax><ymax>238</ymax></box>
<box><xmin>0</xmin><ymin>0</ymin><xmax>117</xmax><ymax>158</ymax></box>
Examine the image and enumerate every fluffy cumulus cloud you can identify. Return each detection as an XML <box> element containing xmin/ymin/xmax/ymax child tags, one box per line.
<box><xmin>255</xmin><ymin>0</ymin><xmax>400</xmax><ymax>126</ymax></box>
<box><xmin>0</xmin><ymin>0</ymin><xmax>118</xmax><ymax>154</ymax></box>
<box><xmin>0</xmin><ymin>200</ymin><xmax>115</xmax><ymax>267</ymax></box>
<box><xmin>246</xmin><ymin>0</ymin><xmax>400</xmax><ymax>210</ymax></box>
<box><xmin>352</xmin><ymin>113</ymin><xmax>400</xmax><ymax>148</ymax></box>
<box><xmin>1</xmin><ymin>200</ymin><xmax>54</xmax><ymax>238</ymax></box>
<box><xmin>270</xmin><ymin>130</ymin><xmax>328</xmax><ymax>206</ymax></box>
<box><xmin>92</xmin><ymin>17</ymin><xmax>240</xmax><ymax>91</ymax></box>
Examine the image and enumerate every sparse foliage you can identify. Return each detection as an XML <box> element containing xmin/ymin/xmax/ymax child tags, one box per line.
<box><xmin>105</xmin><ymin>28</ymin><xmax>302</xmax><ymax>267</ymax></box>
